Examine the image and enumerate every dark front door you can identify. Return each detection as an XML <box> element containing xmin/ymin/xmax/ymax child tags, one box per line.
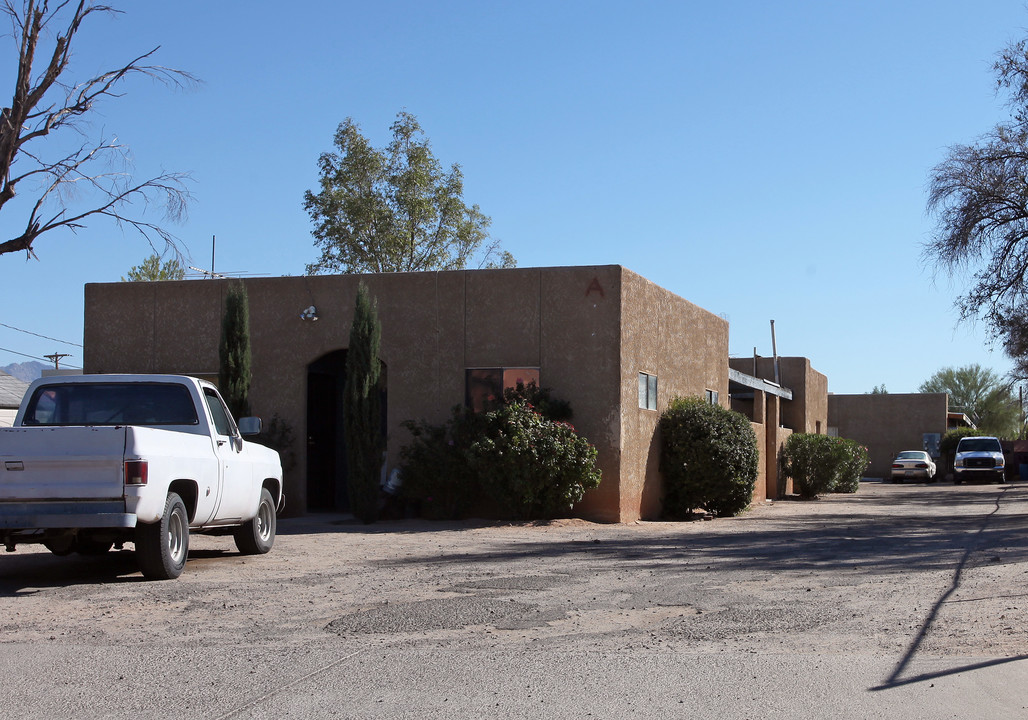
<box><xmin>307</xmin><ymin>350</ymin><xmax>348</xmax><ymax>512</ymax></box>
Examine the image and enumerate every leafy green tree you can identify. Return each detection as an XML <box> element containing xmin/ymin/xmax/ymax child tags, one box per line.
<box><xmin>919</xmin><ymin>364</ymin><xmax>1020</xmax><ymax>438</ymax></box>
<box><xmin>121</xmin><ymin>254</ymin><xmax>185</xmax><ymax>281</ymax></box>
<box><xmin>868</xmin><ymin>384</ymin><xmax>888</xmax><ymax>394</ymax></box>
<box><xmin>344</xmin><ymin>283</ymin><xmax>384</xmax><ymax>523</ymax></box>
<box><xmin>218</xmin><ymin>282</ymin><xmax>251</xmax><ymax>420</ymax></box>
<box><xmin>304</xmin><ymin>111</ymin><xmax>515</xmax><ymax>274</ymax></box>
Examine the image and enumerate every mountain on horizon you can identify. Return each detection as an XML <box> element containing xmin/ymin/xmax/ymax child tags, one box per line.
<box><xmin>1</xmin><ymin>361</ymin><xmax>46</xmax><ymax>383</ymax></box>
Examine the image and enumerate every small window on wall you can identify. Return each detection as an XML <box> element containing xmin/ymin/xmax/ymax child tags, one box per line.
<box><xmin>466</xmin><ymin>367</ymin><xmax>540</xmax><ymax>412</ymax></box>
<box><xmin>705</xmin><ymin>389</ymin><xmax>719</xmax><ymax>406</ymax></box>
<box><xmin>638</xmin><ymin>372</ymin><xmax>657</xmax><ymax>410</ymax></box>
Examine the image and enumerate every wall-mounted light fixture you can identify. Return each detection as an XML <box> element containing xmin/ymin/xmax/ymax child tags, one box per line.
<box><xmin>300</xmin><ymin>305</ymin><xmax>319</xmax><ymax>321</ymax></box>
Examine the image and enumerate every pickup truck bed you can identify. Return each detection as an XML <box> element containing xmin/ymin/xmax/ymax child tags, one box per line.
<box><xmin>0</xmin><ymin>374</ymin><xmax>284</xmax><ymax>579</ymax></box>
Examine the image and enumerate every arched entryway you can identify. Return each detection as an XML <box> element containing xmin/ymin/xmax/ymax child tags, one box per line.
<box><xmin>306</xmin><ymin>350</ymin><xmax>388</xmax><ymax>512</ymax></box>
<box><xmin>307</xmin><ymin>350</ymin><xmax>348</xmax><ymax>511</ymax></box>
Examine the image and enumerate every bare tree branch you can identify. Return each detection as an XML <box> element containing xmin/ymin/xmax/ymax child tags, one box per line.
<box><xmin>0</xmin><ymin>0</ymin><xmax>195</xmax><ymax>259</ymax></box>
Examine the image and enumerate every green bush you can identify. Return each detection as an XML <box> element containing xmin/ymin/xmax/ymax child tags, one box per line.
<box><xmin>469</xmin><ymin>399</ymin><xmax>601</xmax><ymax>520</ymax></box>
<box><xmin>832</xmin><ymin>438</ymin><xmax>869</xmax><ymax>493</ymax></box>
<box><xmin>399</xmin><ymin>390</ymin><xmax>600</xmax><ymax>521</ymax></box>
<box><xmin>781</xmin><ymin>434</ymin><xmax>836</xmax><ymax>498</ymax></box>
<box><xmin>659</xmin><ymin>396</ymin><xmax>759</xmax><ymax>518</ymax></box>
<box><xmin>398</xmin><ymin>406</ymin><xmax>485</xmax><ymax>520</ymax></box>
<box><xmin>781</xmin><ymin>434</ymin><xmax>868</xmax><ymax>498</ymax></box>
<box><xmin>939</xmin><ymin>426</ymin><xmax>981</xmax><ymax>456</ymax></box>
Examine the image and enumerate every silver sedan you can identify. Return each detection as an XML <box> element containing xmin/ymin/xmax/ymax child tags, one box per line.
<box><xmin>890</xmin><ymin>450</ymin><xmax>937</xmax><ymax>483</ymax></box>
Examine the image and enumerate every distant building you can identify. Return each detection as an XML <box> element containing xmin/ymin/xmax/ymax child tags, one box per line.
<box><xmin>729</xmin><ymin>356</ymin><xmax>829</xmax><ymax>498</ymax></box>
<box><xmin>0</xmin><ymin>370</ymin><xmax>29</xmax><ymax>427</ymax></box>
<box><xmin>827</xmin><ymin>393</ymin><xmax>952</xmax><ymax>479</ymax></box>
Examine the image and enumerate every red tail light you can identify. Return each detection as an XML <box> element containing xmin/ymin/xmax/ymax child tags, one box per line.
<box><xmin>891</xmin><ymin>464</ymin><xmax>902</xmax><ymax>469</ymax></box>
<box><xmin>125</xmin><ymin>460</ymin><xmax>148</xmax><ymax>486</ymax></box>
<box><xmin>916</xmin><ymin>463</ymin><xmax>929</xmax><ymax>469</ymax></box>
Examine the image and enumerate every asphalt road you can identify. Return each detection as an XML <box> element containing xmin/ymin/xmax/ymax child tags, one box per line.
<box><xmin>1</xmin><ymin>480</ymin><xmax>1026</xmax><ymax>719</ymax></box>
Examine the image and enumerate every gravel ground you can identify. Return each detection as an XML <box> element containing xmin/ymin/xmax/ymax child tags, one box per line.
<box><xmin>1</xmin><ymin>480</ymin><xmax>1026</xmax><ymax>718</ymax></box>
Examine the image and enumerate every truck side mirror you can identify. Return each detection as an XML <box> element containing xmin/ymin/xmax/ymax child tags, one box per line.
<box><xmin>238</xmin><ymin>417</ymin><xmax>262</xmax><ymax>436</ymax></box>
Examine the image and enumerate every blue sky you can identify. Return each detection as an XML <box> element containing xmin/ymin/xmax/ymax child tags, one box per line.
<box><xmin>1</xmin><ymin>1</ymin><xmax>1026</xmax><ymax>393</ymax></box>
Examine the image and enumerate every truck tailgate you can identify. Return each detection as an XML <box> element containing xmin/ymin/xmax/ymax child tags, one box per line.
<box><xmin>0</xmin><ymin>426</ymin><xmax>127</xmax><ymax>501</ymax></box>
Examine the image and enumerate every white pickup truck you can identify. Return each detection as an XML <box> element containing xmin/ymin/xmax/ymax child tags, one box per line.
<box><xmin>0</xmin><ymin>374</ymin><xmax>284</xmax><ymax>580</ymax></box>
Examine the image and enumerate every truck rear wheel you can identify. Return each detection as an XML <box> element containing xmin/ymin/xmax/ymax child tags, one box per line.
<box><xmin>233</xmin><ymin>487</ymin><xmax>276</xmax><ymax>555</ymax></box>
<box><xmin>136</xmin><ymin>492</ymin><xmax>189</xmax><ymax>580</ymax></box>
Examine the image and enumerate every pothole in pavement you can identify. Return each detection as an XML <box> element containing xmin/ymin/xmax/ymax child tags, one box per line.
<box><xmin>326</xmin><ymin>596</ymin><xmax>566</xmax><ymax>635</ymax></box>
<box><xmin>452</xmin><ymin>574</ymin><xmax>572</xmax><ymax>592</ymax></box>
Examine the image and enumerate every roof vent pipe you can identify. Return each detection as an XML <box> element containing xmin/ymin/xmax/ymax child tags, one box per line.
<box><xmin>770</xmin><ymin>319</ymin><xmax>780</xmax><ymax>385</ymax></box>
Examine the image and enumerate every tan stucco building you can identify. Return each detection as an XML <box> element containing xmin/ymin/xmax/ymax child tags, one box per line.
<box><xmin>729</xmin><ymin>356</ymin><xmax>829</xmax><ymax>499</ymax></box>
<box><xmin>827</xmin><ymin>393</ymin><xmax>950</xmax><ymax>479</ymax></box>
<box><xmin>84</xmin><ymin>265</ymin><xmax>734</xmax><ymax>523</ymax></box>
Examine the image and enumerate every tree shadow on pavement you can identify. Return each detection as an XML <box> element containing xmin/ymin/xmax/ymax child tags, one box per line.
<box><xmin>372</xmin><ymin>493</ymin><xmax>1028</xmax><ymax>580</ymax></box>
<box><xmin>871</xmin><ymin>487</ymin><xmax>1028</xmax><ymax>690</ymax></box>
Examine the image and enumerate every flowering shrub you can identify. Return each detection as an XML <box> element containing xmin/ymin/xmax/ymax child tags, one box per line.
<box><xmin>399</xmin><ymin>390</ymin><xmax>600</xmax><ymax>520</ymax></box>
<box><xmin>659</xmin><ymin>396</ymin><xmax>759</xmax><ymax>518</ymax></box>
<box><xmin>501</xmin><ymin>381</ymin><xmax>573</xmax><ymax>422</ymax></box>
<box><xmin>781</xmin><ymin>433</ymin><xmax>868</xmax><ymax>498</ymax></box>
<box><xmin>399</xmin><ymin>406</ymin><xmax>485</xmax><ymax>520</ymax></box>
<box><xmin>469</xmin><ymin>399</ymin><xmax>601</xmax><ymax>519</ymax></box>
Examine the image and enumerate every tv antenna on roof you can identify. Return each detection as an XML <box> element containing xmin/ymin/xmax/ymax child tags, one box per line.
<box><xmin>189</xmin><ymin>235</ymin><xmax>226</xmax><ymax>278</ymax></box>
<box><xmin>188</xmin><ymin>266</ymin><xmax>226</xmax><ymax>279</ymax></box>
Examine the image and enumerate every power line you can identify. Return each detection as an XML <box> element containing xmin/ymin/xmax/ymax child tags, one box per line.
<box><xmin>0</xmin><ymin>322</ymin><xmax>82</xmax><ymax>348</ymax></box>
<box><xmin>0</xmin><ymin>345</ymin><xmax>81</xmax><ymax>368</ymax></box>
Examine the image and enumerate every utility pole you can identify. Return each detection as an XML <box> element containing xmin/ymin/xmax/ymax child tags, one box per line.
<box><xmin>44</xmin><ymin>352</ymin><xmax>71</xmax><ymax>370</ymax></box>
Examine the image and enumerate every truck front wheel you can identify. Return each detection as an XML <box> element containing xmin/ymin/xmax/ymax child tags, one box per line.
<box><xmin>136</xmin><ymin>492</ymin><xmax>189</xmax><ymax>580</ymax></box>
<box><xmin>233</xmin><ymin>487</ymin><xmax>276</xmax><ymax>555</ymax></box>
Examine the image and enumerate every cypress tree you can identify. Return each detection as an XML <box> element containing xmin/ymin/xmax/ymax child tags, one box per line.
<box><xmin>218</xmin><ymin>282</ymin><xmax>252</xmax><ymax>420</ymax></box>
<box><xmin>344</xmin><ymin>282</ymin><xmax>383</xmax><ymax>523</ymax></box>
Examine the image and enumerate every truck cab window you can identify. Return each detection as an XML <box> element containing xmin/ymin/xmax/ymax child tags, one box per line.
<box><xmin>203</xmin><ymin>388</ymin><xmax>235</xmax><ymax>437</ymax></box>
